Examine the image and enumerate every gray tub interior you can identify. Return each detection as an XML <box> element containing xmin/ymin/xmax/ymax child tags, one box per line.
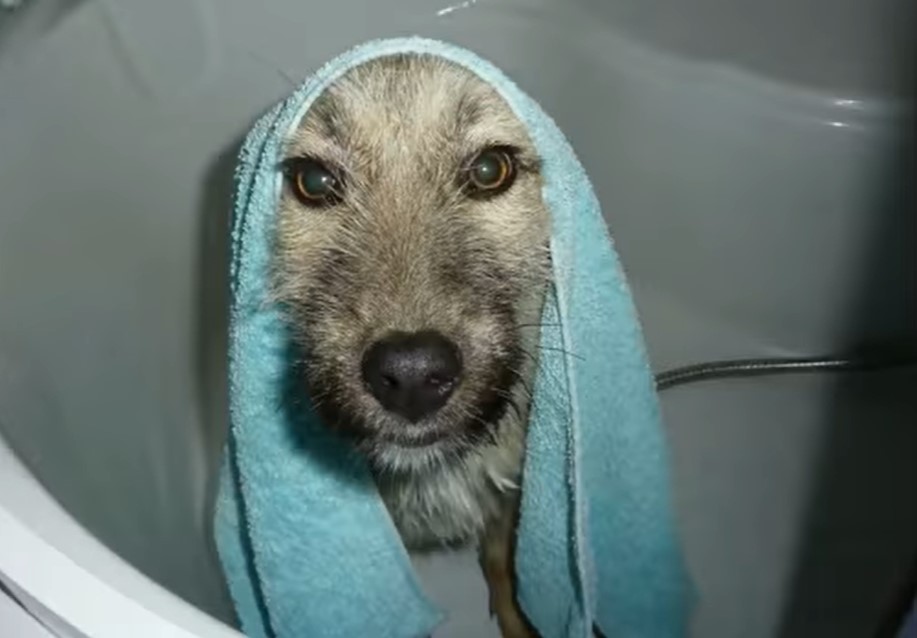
<box><xmin>1</xmin><ymin>1</ymin><xmax>915</xmax><ymax>636</ymax></box>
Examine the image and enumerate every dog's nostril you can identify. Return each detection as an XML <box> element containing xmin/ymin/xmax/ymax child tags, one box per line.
<box><xmin>361</xmin><ymin>330</ymin><xmax>462</xmax><ymax>423</ymax></box>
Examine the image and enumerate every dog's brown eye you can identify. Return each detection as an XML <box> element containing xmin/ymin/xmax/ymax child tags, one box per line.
<box><xmin>466</xmin><ymin>147</ymin><xmax>516</xmax><ymax>197</ymax></box>
<box><xmin>284</xmin><ymin>158</ymin><xmax>342</xmax><ymax>208</ymax></box>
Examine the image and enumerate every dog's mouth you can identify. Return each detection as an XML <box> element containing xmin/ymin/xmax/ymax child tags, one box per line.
<box><xmin>374</xmin><ymin>422</ymin><xmax>468</xmax><ymax>449</ymax></box>
<box><xmin>320</xmin><ymin>390</ymin><xmax>510</xmax><ymax>446</ymax></box>
<box><xmin>304</xmin><ymin>356</ymin><xmax>516</xmax><ymax>457</ymax></box>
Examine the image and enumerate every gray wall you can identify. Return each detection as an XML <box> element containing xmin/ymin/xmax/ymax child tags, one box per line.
<box><xmin>1</xmin><ymin>1</ymin><xmax>914</xmax><ymax>636</ymax></box>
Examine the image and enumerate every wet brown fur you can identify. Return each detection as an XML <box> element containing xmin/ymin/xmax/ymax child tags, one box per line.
<box><xmin>273</xmin><ymin>54</ymin><xmax>551</xmax><ymax>637</ymax></box>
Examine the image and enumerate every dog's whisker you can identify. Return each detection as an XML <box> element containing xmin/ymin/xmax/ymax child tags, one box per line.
<box><xmin>508</xmin><ymin>358</ymin><xmax>569</xmax><ymax>419</ymax></box>
<box><xmin>516</xmin><ymin>321</ymin><xmax>560</xmax><ymax>329</ymax></box>
<box><xmin>506</xmin><ymin>366</ymin><xmax>534</xmax><ymax>399</ymax></box>
<box><xmin>492</xmin><ymin>388</ymin><xmax>524</xmax><ymax>422</ymax></box>
<box><xmin>533</xmin><ymin>344</ymin><xmax>585</xmax><ymax>361</ymax></box>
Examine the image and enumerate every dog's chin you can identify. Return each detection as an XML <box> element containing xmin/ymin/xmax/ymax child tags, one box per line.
<box><xmin>364</xmin><ymin>437</ymin><xmax>459</xmax><ymax>473</ymax></box>
<box><xmin>328</xmin><ymin>398</ymin><xmax>510</xmax><ymax>473</ymax></box>
<box><xmin>356</xmin><ymin>414</ymin><xmax>494</xmax><ymax>473</ymax></box>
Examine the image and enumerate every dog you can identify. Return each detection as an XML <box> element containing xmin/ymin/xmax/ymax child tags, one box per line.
<box><xmin>273</xmin><ymin>52</ymin><xmax>551</xmax><ymax>638</ymax></box>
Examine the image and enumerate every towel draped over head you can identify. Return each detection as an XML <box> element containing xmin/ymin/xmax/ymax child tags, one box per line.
<box><xmin>214</xmin><ymin>36</ymin><xmax>693</xmax><ymax>638</ymax></box>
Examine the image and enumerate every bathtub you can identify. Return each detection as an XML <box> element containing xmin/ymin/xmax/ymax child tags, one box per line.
<box><xmin>1</xmin><ymin>1</ymin><xmax>914</xmax><ymax>636</ymax></box>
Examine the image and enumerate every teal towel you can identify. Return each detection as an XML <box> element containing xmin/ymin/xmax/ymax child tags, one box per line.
<box><xmin>214</xmin><ymin>37</ymin><xmax>692</xmax><ymax>638</ymax></box>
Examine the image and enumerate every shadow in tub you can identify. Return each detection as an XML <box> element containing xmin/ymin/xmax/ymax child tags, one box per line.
<box><xmin>194</xmin><ymin>135</ymin><xmax>242</xmax><ymax>625</ymax></box>
<box><xmin>776</xmin><ymin>103</ymin><xmax>917</xmax><ymax>636</ymax></box>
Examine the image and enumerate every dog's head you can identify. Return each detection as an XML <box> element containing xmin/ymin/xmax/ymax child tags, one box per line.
<box><xmin>274</xmin><ymin>53</ymin><xmax>550</xmax><ymax>470</ymax></box>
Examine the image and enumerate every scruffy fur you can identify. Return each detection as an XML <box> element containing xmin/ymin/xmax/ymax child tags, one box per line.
<box><xmin>274</xmin><ymin>54</ymin><xmax>551</xmax><ymax>637</ymax></box>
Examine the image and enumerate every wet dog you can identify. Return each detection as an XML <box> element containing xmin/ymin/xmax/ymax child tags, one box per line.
<box><xmin>273</xmin><ymin>53</ymin><xmax>551</xmax><ymax>637</ymax></box>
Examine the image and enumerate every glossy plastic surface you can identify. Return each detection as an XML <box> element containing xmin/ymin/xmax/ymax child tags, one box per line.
<box><xmin>0</xmin><ymin>1</ymin><xmax>914</xmax><ymax>636</ymax></box>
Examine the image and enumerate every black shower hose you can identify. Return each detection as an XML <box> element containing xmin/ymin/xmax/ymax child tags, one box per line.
<box><xmin>654</xmin><ymin>349</ymin><xmax>917</xmax><ymax>391</ymax></box>
<box><xmin>647</xmin><ymin>348</ymin><xmax>917</xmax><ymax>638</ymax></box>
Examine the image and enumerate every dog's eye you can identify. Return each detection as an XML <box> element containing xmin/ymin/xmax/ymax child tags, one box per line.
<box><xmin>284</xmin><ymin>158</ymin><xmax>343</xmax><ymax>208</ymax></box>
<box><xmin>465</xmin><ymin>147</ymin><xmax>516</xmax><ymax>197</ymax></box>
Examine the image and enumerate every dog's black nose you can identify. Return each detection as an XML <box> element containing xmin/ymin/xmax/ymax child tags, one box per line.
<box><xmin>361</xmin><ymin>331</ymin><xmax>462</xmax><ymax>422</ymax></box>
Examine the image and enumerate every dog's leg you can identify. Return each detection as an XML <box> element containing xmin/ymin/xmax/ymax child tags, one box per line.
<box><xmin>480</xmin><ymin>498</ymin><xmax>538</xmax><ymax>638</ymax></box>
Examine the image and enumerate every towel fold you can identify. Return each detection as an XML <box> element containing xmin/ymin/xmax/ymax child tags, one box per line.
<box><xmin>214</xmin><ymin>36</ymin><xmax>692</xmax><ymax>638</ymax></box>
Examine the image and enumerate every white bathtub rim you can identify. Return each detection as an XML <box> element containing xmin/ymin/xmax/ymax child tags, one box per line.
<box><xmin>0</xmin><ymin>436</ymin><xmax>241</xmax><ymax>638</ymax></box>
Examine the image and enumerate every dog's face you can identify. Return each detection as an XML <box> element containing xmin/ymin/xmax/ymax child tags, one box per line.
<box><xmin>274</xmin><ymin>54</ymin><xmax>550</xmax><ymax>470</ymax></box>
